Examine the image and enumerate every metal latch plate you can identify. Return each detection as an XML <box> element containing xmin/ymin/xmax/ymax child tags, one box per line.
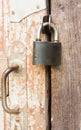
<box><xmin>10</xmin><ymin>0</ymin><xmax>46</xmax><ymax>22</ymax></box>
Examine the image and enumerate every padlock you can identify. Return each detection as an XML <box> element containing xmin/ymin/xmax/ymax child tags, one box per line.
<box><xmin>33</xmin><ymin>22</ymin><xmax>61</xmax><ymax>66</ymax></box>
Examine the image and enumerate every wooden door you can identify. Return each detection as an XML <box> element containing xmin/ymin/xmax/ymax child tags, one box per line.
<box><xmin>51</xmin><ymin>0</ymin><xmax>81</xmax><ymax>130</ymax></box>
<box><xmin>0</xmin><ymin>0</ymin><xmax>46</xmax><ymax>129</ymax></box>
<box><xmin>0</xmin><ymin>0</ymin><xmax>81</xmax><ymax>130</ymax></box>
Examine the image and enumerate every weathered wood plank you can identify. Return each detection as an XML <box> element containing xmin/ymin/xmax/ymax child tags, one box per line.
<box><xmin>3</xmin><ymin>0</ymin><xmax>27</xmax><ymax>129</ymax></box>
<box><xmin>51</xmin><ymin>0</ymin><xmax>81</xmax><ymax>130</ymax></box>
<box><xmin>26</xmin><ymin>10</ymin><xmax>46</xmax><ymax>130</ymax></box>
<box><xmin>3</xmin><ymin>0</ymin><xmax>46</xmax><ymax>129</ymax></box>
<box><xmin>0</xmin><ymin>1</ymin><xmax>8</xmax><ymax>130</ymax></box>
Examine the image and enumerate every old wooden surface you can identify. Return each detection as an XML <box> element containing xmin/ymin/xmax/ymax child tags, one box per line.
<box><xmin>0</xmin><ymin>0</ymin><xmax>81</xmax><ymax>129</ymax></box>
<box><xmin>51</xmin><ymin>0</ymin><xmax>81</xmax><ymax>130</ymax></box>
<box><xmin>0</xmin><ymin>0</ymin><xmax>46</xmax><ymax>129</ymax></box>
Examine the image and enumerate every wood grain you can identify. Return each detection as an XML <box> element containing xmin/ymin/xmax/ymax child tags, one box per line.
<box><xmin>2</xmin><ymin>0</ymin><xmax>46</xmax><ymax>129</ymax></box>
<box><xmin>51</xmin><ymin>0</ymin><xmax>81</xmax><ymax>130</ymax></box>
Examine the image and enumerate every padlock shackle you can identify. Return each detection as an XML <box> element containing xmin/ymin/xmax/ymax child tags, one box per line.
<box><xmin>36</xmin><ymin>22</ymin><xmax>59</xmax><ymax>42</ymax></box>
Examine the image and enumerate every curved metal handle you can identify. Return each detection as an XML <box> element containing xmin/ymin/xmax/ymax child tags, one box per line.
<box><xmin>1</xmin><ymin>66</ymin><xmax>20</xmax><ymax>114</ymax></box>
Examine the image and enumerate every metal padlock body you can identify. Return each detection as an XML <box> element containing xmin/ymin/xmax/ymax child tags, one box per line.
<box><xmin>33</xmin><ymin>41</ymin><xmax>61</xmax><ymax>66</ymax></box>
<box><xmin>33</xmin><ymin>22</ymin><xmax>61</xmax><ymax>66</ymax></box>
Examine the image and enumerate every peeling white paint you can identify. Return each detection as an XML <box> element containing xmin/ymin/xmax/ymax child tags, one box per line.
<box><xmin>0</xmin><ymin>102</ymin><xmax>4</xmax><ymax>130</ymax></box>
<box><xmin>0</xmin><ymin>0</ymin><xmax>46</xmax><ymax>128</ymax></box>
<box><xmin>10</xmin><ymin>0</ymin><xmax>46</xmax><ymax>22</ymax></box>
<box><xmin>28</xmin><ymin>88</ymin><xmax>40</xmax><ymax>109</ymax></box>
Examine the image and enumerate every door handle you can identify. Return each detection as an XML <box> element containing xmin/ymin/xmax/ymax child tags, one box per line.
<box><xmin>1</xmin><ymin>65</ymin><xmax>20</xmax><ymax>114</ymax></box>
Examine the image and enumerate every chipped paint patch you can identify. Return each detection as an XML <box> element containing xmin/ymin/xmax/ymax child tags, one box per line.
<box><xmin>0</xmin><ymin>102</ymin><xmax>4</xmax><ymax>130</ymax></box>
